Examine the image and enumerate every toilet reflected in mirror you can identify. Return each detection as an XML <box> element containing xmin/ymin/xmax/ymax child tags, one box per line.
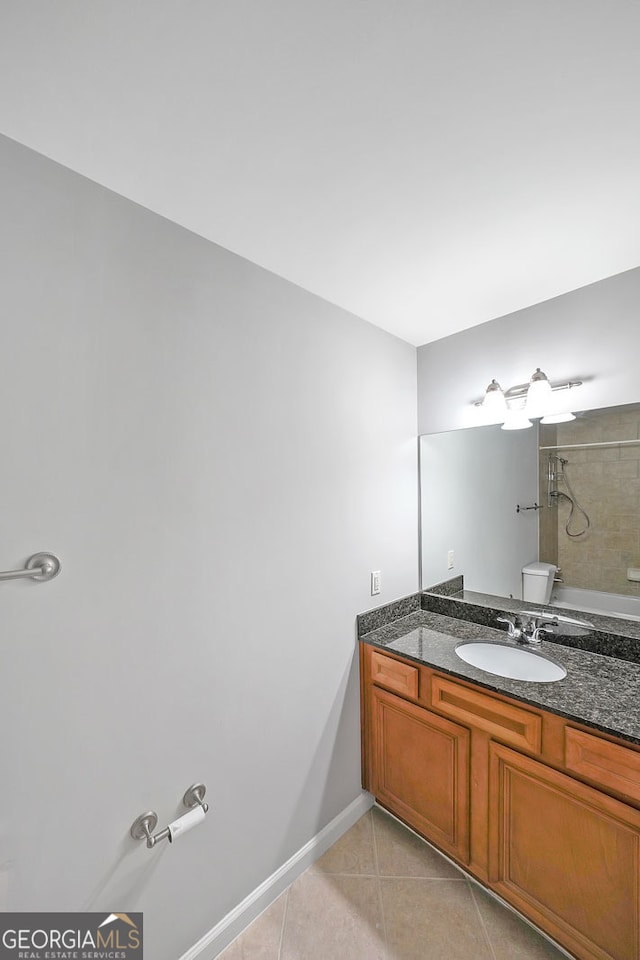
<box><xmin>522</xmin><ymin>562</ymin><xmax>558</xmax><ymax>605</ymax></box>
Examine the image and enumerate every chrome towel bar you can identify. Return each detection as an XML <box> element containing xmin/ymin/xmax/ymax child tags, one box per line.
<box><xmin>0</xmin><ymin>552</ymin><xmax>61</xmax><ymax>583</ymax></box>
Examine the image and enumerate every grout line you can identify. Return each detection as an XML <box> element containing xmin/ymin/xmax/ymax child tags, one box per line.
<box><xmin>378</xmin><ymin>874</ymin><xmax>467</xmax><ymax>881</ymax></box>
<box><xmin>372</xmin><ymin>802</ymin><xmax>466</xmax><ymax>868</ymax></box>
<box><xmin>311</xmin><ymin>870</ymin><xmax>467</xmax><ymax>880</ymax></box>
<box><xmin>370</xmin><ymin>808</ymin><xmax>389</xmax><ymax>953</ymax></box>
<box><xmin>372</xmin><ymin>804</ymin><xmax>573</xmax><ymax>957</ymax></box>
<box><xmin>276</xmin><ymin>886</ymin><xmax>290</xmax><ymax>960</ymax></box>
<box><xmin>467</xmin><ymin>878</ymin><xmax>574</xmax><ymax>960</ymax></box>
<box><xmin>468</xmin><ymin>881</ymin><xmax>498</xmax><ymax>960</ymax></box>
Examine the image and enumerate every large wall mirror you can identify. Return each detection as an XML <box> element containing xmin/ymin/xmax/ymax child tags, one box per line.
<box><xmin>419</xmin><ymin>401</ymin><xmax>640</xmax><ymax>622</ymax></box>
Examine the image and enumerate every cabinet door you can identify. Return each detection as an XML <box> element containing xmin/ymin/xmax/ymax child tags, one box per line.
<box><xmin>489</xmin><ymin>742</ymin><xmax>640</xmax><ymax>960</ymax></box>
<box><xmin>371</xmin><ymin>685</ymin><xmax>470</xmax><ymax>863</ymax></box>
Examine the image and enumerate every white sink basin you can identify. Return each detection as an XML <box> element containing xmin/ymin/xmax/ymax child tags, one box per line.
<box><xmin>455</xmin><ymin>641</ymin><xmax>566</xmax><ymax>682</ymax></box>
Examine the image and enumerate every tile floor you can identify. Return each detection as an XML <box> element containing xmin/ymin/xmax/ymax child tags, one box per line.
<box><xmin>217</xmin><ymin>805</ymin><xmax>570</xmax><ymax>960</ymax></box>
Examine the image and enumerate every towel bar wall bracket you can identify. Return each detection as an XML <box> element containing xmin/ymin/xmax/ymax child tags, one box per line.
<box><xmin>0</xmin><ymin>552</ymin><xmax>61</xmax><ymax>583</ymax></box>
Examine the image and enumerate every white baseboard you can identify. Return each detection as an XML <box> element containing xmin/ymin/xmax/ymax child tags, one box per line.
<box><xmin>178</xmin><ymin>791</ymin><xmax>374</xmax><ymax>960</ymax></box>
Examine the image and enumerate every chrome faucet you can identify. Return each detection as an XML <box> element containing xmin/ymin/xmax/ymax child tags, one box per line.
<box><xmin>496</xmin><ymin>611</ymin><xmax>559</xmax><ymax>645</ymax></box>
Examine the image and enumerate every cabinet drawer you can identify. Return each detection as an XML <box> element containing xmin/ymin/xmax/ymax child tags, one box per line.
<box><xmin>432</xmin><ymin>675</ymin><xmax>541</xmax><ymax>753</ymax></box>
<box><xmin>565</xmin><ymin>726</ymin><xmax>640</xmax><ymax>804</ymax></box>
<box><xmin>370</xmin><ymin>650</ymin><xmax>419</xmax><ymax>699</ymax></box>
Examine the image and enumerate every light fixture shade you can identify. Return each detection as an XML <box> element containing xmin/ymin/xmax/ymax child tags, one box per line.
<box><xmin>501</xmin><ymin>408</ymin><xmax>533</xmax><ymax>431</ymax></box>
<box><xmin>482</xmin><ymin>378</ymin><xmax>507</xmax><ymax>412</ymax></box>
<box><xmin>539</xmin><ymin>383</ymin><xmax>577</xmax><ymax>424</ymax></box>
<box><xmin>525</xmin><ymin>368</ymin><xmax>553</xmax><ymax>417</ymax></box>
<box><xmin>540</xmin><ymin>411</ymin><xmax>577</xmax><ymax>424</ymax></box>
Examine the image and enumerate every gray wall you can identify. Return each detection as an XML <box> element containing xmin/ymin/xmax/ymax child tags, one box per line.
<box><xmin>417</xmin><ymin>267</ymin><xmax>640</xmax><ymax>435</ymax></box>
<box><xmin>0</xmin><ymin>135</ymin><xmax>418</xmax><ymax>960</ymax></box>
<box><xmin>420</xmin><ymin>425</ymin><xmax>539</xmax><ymax>597</ymax></box>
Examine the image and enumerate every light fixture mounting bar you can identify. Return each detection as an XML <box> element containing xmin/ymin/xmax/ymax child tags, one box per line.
<box><xmin>473</xmin><ymin>379</ymin><xmax>582</xmax><ymax>407</ymax></box>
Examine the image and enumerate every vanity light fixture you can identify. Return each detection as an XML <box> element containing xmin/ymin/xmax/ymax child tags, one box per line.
<box><xmin>540</xmin><ymin>411</ymin><xmax>577</xmax><ymax>424</ymax></box>
<box><xmin>539</xmin><ymin>386</ymin><xmax>577</xmax><ymax>423</ymax></box>
<box><xmin>524</xmin><ymin>368</ymin><xmax>553</xmax><ymax>417</ymax></box>
<box><xmin>501</xmin><ymin>408</ymin><xmax>533</xmax><ymax>431</ymax></box>
<box><xmin>481</xmin><ymin>379</ymin><xmax>507</xmax><ymax>413</ymax></box>
<box><xmin>475</xmin><ymin>369</ymin><xmax>583</xmax><ymax>430</ymax></box>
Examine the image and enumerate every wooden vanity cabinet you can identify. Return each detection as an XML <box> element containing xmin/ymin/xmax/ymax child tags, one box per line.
<box><xmin>362</xmin><ymin>647</ymin><xmax>470</xmax><ymax>862</ymax></box>
<box><xmin>489</xmin><ymin>743</ymin><xmax>640</xmax><ymax>960</ymax></box>
<box><xmin>361</xmin><ymin>642</ymin><xmax>640</xmax><ymax>960</ymax></box>
<box><xmin>370</xmin><ymin>684</ymin><xmax>470</xmax><ymax>863</ymax></box>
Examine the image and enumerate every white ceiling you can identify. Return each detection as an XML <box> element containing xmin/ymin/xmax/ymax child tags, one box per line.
<box><xmin>1</xmin><ymin>1</ymin><xmax>640</xmax><ymax>346</ymax></box>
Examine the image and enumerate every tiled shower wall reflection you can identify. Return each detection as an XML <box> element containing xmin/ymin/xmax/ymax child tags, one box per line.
<box><xmin>539</xmin><ymin>404</ymin><xmax>640</xmax><ymax>597</ymax></box>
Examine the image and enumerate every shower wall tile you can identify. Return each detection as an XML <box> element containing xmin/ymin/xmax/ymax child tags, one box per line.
<box><xmin>538</xmin><ymin>423</ymin><xmax>558</xmax><ymax>567</ymax></box>
<box><xmin>608</xmin><ymin>460</ymin><xmax>639</xmax><ymax>479</ymax></box>
<box><xmin>586</xmin><ymin>446</ymin><xmax>621</xmax><ymax>461</ymax></box>
<box><xmin>621</xmin><ymin>445</ymin><xmax>640</xmax><ymax>459</ymax></box>
<box><xmin>541</xmin><ymin>404</ymin><xmax>640</xmax><ymax>598</ymax></box>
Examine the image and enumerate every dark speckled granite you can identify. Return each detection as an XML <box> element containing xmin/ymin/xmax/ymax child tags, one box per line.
<box><xmin>426</xmin><ymin>575</ymin><xmax>464</xmax><ymax>597</ymax></box>
<box><xmin>421</xmin><ymin>589</ymin><xmax>640</xmax><ymax>664</ymax></box>
<box><xmin>360</xmin><ymin>610</ymin><xmax>640</xmax><ymax>745</ymax></box>
<box><xmin>457</xmin><ymin>589</ymin><xmax>640</xmax><ymax>641</ymax></box>
<box><xmin>356</xmin><ymin>593</ymin><xmax>420</xmax><ymax>638</ymax></box>
<box><xmin>422</xmin><ymin>593</ymin><xmax>501</xmax><ymax>629</ymax></box>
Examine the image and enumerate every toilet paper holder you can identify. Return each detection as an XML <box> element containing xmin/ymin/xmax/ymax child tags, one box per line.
<box><xmin>130</xmin><ymin>783</ymin><xmax>209</xmax><ymax>848</ymax></box>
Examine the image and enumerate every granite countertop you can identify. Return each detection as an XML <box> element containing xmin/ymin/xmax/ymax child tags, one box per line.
<box><xmin>360</xmin><ymin>609</ymin><xmax>640</xmax><ymax>746</ymax></box>
<box><xmin>453</xmin><ymin>588</ymin><xmax>640</xmax><ymax>641</ymax></box>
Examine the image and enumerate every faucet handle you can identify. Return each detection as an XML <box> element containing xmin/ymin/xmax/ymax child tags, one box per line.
<box><xmin>513</xmin><ymin>611</ymin><xmax>559</xmax><ymax>643</ymax></box>
<box><xmin>496</xmin><ymin>615</ymin><xmax>521</xmax><ymax>640</ymax></box>
<box><xmin>527</xmin><ymin>622</ymin><xmax>557</xmax><ymax>643</ymax></box>
<box><xmin>515</xmin><ymin>610</ymin><xmax>558</xmax><ymax>622</ymax></box>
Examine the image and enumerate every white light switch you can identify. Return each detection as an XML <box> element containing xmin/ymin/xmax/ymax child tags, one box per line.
<box><xmin>447</xmin><ymin>550</ymin><xmax>455</xmax><ymax>570</ymax></box>
<box><xmin>371</xmin><ymin>570</ymin><xmax>381</xmax><ymax>595</ymax></box>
